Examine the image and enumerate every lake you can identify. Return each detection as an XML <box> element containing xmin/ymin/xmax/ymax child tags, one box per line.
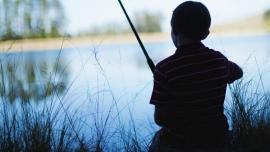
<box><xmin>1</xmin><ymin>34</ymin><xmax>270</xmax><ymax>142</ymax></box>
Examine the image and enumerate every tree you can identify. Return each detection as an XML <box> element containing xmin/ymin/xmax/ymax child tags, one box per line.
<box><xmin>0</xmin><ymin>0</ymin><xmax>66</xmax><ymax>40</ymax></box>
<box><xmin>264</xmin><ymin>9</ymin><xmax>270</xmax><ymax>29</ymax></box>
<box><xmin>134</xmin><ymin>11</ymin><xmax>162</xmax><ymax>33</ymax></box>
<box><xmin>48</xmin><ymin>0</ymin><xmax>66</xmax><ymax>37</ymax></box>
<box><xmin>1</xmin><ymin>0</ymin><xmax>16</xmax><ymax>40</ymax></box>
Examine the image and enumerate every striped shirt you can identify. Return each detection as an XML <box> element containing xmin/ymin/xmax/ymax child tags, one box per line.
<box><xmin>150</xmin><ymin>42</ymin><xmax>241</xmax><ymax>136</ymax></box>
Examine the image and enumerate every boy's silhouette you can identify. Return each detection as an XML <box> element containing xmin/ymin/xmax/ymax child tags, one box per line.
<box><xmin>149</xmin><ymin>1</ymin><xmax>243</xmax><ymax>151</ymax></box>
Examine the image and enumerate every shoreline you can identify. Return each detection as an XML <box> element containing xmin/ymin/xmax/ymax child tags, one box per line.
<box><xmin>0</xmin><ymin>33</ymin><xmax>170</xmax><ymax>52</ymax></box>
<box><xmin>0</xmin><ymin>31</ymin><xmax>268</xmax><ymax>52</ymax></box>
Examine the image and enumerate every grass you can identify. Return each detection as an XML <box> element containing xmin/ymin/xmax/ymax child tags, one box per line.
<box><xmin>0</xmin><ymin>48</ymin><xmax>270</xmax><ymax>152</ymax></box>
<box><xmin>0</xmin><ymin>102</ymin><xmax>84</xmax><ymax>152</ymax></box>
<box><xmin>228</xmin><ymin>79</ymin><xmax>270</xmax><ymax>151</ymax></box>
<box><xmin>0</xmin><ymin>54</ymin><xmax>88</xmax><ymax>151</ymax></box>
<box><xmin>0</xmin><ymin>48</ymin><xmax>153</xmax><ymax>152</ymax></box>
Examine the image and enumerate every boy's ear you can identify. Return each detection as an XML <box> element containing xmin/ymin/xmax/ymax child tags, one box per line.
<box><xmin>201</xmin><ymin>30</ymin><xmax>210</xmax><ymax>40</ymax></box>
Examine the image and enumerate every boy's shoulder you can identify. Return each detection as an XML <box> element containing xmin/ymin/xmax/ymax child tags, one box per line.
<box><xmin>207</xmin><ymin>48</ymin><xmax>227</xmax><ymax>59</ymax></box>
<box><xmin>156</xmin><ymin>47</ymin><xmax>228</xmax><ymax>72</ymax></box>
<box><xmin>155</xmin><ymin>53</ymin><xmax>177</xmax><ymax>72</ymax></box>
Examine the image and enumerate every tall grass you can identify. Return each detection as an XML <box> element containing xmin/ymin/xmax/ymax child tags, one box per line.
<box><xmin>0</xmin><ymin>102</ymin><xmax>88</xmax><ymax>152</ymax></box>
<box><xmin>229</xmin><ymin>79</ymin><xmax>270</xmax><ymax>151</ymax></box>
<box><xmin>0</xmin><ymin>50</ymin><xmax>152</xmax><ymax>152</ymax></box>
<box><xmin>0</xmin><ymin>53</ymin><xmax>89</xmax><ymax>151</ymax></box>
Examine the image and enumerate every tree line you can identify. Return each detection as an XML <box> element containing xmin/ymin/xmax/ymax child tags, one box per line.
<box><xmin>0</xmin><ymin>0</ymin><xmax>65</xmax><ymax>40</ymax></box>
<box><xmin>80</xmin><ymin>11</ymin><xmax>163</xmax><ymax>36</ymax></box>
<box><xmin>0</xmin><ymin>0</ymin><xmax>162</xmax><ymax>40</ymax></box>
<box><xmin>264</xmin><ymin>9</ymin><xmax>270</xmax><ymax>29</ymax></box>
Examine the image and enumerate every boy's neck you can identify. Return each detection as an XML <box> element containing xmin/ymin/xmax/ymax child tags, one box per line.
<box><xmin>178</xmin><ymin>38</ymin><xmax>200</xmax><ymax>47</ymax></box>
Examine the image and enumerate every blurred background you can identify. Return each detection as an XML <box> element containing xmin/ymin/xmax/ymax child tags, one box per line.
<box><xmin>0</xmin><ymin>0</ymin><xmax>269</xmax><ymax>40</ymax></box>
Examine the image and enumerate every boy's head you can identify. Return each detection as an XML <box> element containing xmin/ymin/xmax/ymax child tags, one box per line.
<box><xmin>171</xmin><ymin>1</ymin><xmax>211</xmax><ymax>42</ymax></box>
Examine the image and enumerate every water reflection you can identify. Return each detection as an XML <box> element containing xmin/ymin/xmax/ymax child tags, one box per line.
<box><xmin>0</xmin><ymin>56</ymin><xmax>69</xmax><ymax>103</ymax></box>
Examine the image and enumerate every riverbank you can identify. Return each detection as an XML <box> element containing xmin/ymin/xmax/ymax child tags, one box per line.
<box><xmin>0</xmin><ymin>33</ymin><xmax>170</xmax><ymax>52</ymax></box>
<box><xmin>0</xmin><ymin>31</ymin><xmax>269</xmax><ymax>52</ymax></box>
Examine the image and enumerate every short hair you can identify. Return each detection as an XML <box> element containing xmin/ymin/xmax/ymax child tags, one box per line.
<box><xmin>171</xmin><ymin>1</ymin><xmax>211</xmax><ymax>40</ymax></box>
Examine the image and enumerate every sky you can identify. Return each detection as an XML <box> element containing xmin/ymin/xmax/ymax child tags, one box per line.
<box><xmin>63</xmin><ymin>0</ymin><xmax>270</xmax><ymax>34</ymax></box>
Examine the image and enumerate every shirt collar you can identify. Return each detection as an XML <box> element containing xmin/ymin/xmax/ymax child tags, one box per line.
<box><xmin>175</xmin><ymin>42</ymin><xmax>206</xmax><ymax>54</ymax></box>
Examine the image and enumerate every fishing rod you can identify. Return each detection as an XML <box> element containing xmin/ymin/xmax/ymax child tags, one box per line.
<box><xmin>117</xmin><ymin>0</ymin><xmax>155</xmax><ymax>74</ymax></box>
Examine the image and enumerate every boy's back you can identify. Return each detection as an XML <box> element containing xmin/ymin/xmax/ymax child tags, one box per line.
<box><xmin>149</xmin><ymin>1</ymin><xmax>243</xmax><ymax>151</ymax></box>
<box><xmin>151</xmin><ymin>42</ymin><xmax>235</xmax><ymax>139</ymax></box>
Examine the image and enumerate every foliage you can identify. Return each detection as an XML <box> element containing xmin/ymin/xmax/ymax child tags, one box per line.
<box><xmin>264</xmin><ymin>9</ymin><xmax>270</xmax><ymax>29</ymax></box>
<box><xmin>78</xmin><ymin>11</ymin><xmax>162</xmax><ymax>36</ymax></box>
<box><xmin>79</xmin><ymin>23</ymin><xmax>130</xmax><ymax>36</ymax></box>
<box><xmin>134</xmin><ymin>11</ymin><xmax>162</xmax><ymax>33</ymax></box>
<box><xmin>0</xmin><ymin>0</ymin><xmax>66</xmax><ymax>40</ymax></box>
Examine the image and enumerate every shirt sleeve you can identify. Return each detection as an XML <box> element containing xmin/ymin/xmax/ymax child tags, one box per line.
<box><xmin>150</xmin><ymin>65</ymin><xmax>169</xmax><ymax>105</ymax></box>
<box><xmin>216</xmin><ymin>51</ymin><xmax>243</xmax><ymax>84</ymax></box>
<box><xmin>227</xmin><ymin>60</ymin><xmax>243</xmax><ymax>84</ymax></box>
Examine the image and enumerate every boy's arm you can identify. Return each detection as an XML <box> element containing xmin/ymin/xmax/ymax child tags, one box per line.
<box><xmin>150</xmin><ymin>65</ymin><xmax>171</xmax><ymax>127</ymax></box>
<box><xmin>154</xmin><ymin>106</ymin><xmax>171</xmax><ymax>127</ymax></box>
<box><xmin>227</xmin><ymin>61</ymin><xmax>243</xmax><ymax>84</ymax></box>
<box><xmin>216</xmin><ymin>51</ymin><xmax>243</xmax><ymax>84</ymax></box>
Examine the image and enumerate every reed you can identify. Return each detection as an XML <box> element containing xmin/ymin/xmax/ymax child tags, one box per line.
<box><xmin>229</xmin><ymin>79</ymin><xmax>270</xmax><ymax>151</ymax></box>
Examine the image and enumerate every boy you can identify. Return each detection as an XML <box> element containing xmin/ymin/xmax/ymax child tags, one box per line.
<box><xmin>149</xmin><ymin>1</ymin><xmax>243</xmax><ymax>151</ymax></box>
